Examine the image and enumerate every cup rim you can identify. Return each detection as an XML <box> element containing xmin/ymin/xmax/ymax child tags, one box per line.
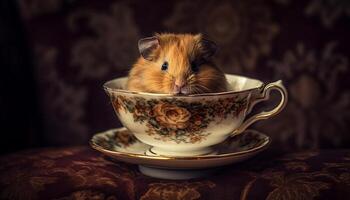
<box><xmin>103</xmin><ymin>74</ymin><xmax>265</xmax><ymax>98</ymax></box>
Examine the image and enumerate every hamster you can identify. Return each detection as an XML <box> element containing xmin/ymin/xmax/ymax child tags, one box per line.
<box><xmin>126</xmin><ymin>33</ymin><xmax>228</xmax><ymax>95</ymax></box>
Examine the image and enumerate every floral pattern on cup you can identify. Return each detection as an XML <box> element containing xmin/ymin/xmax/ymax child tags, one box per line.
<box><xmin>111</xmin><ymin>96</ymin><xmax>248</xmax><ymax>144</ymax></box>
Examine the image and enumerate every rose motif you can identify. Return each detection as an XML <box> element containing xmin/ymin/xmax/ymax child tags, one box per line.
<box><xmin>153</xmin><ymin>103</ymin><xmax>191</xmax><ymax>129</ymax></box>
<box><xmin>115</xmin><ymin>96</ymin><xmax>247</xmax><ymax>143</ymax></box>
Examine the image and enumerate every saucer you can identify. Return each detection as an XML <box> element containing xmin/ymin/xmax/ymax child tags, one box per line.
<box><xmin>90</xmin><ymin>127</ymin><xmax>270</xmax><ymax>179</ymax></box>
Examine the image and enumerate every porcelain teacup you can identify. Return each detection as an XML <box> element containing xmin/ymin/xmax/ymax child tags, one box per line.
<box><xmin>104</xmin><ymin>74</ymin><xmax>287</xmax><ymax>157</ymax></box>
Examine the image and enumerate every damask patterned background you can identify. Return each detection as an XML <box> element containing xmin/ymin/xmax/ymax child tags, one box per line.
<box><xmin>0</xmin><ymin>0</ymin><xmax>349</xmax><ymax>154</ymax></box>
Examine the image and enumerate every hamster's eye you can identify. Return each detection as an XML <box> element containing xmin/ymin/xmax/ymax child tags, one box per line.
<box><xmin>161</xmin><ymin>61</ymin><xmax>168</xmax><ymax>71</ymax></box>
<box><xmin>191</xmin><ymin>61</ymin><xmax>199</xmax><ymax>73</ymax></box>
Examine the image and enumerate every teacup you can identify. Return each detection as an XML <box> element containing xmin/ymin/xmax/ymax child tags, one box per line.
<box><xmin>104</xmin><ymin>74</ymin><xmax>287</xmax><ymax>157</ymax></box>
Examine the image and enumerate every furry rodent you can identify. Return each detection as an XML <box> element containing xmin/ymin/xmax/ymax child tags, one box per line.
<box><xmin>127</xmin><ymin>33</ymin><xmax>228</xmax><ymax>94</ymax></box>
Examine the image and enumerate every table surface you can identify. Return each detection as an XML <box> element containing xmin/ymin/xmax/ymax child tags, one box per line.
<box><xmin>0</xmin><ymin>147</ymin><xmax>349</xmax><ymax>200</ymax></box>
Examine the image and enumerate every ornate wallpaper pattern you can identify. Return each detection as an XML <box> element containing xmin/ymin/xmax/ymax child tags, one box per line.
<box><xmin>17</xmin><ymin>0</ymin><xmax>350</xmax><ymax>150</ymax></box>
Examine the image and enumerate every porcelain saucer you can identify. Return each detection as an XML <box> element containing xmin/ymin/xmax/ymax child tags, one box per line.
<box><xmin>90</xmin><ymin>127</ymin><xmax>270</xmax><ymax>179</ymax></box>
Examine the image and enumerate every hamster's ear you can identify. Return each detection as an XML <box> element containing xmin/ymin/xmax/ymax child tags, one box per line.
<box><xmin>195</xmin><ymin>34</ymin><xmax>217</xmax><ymax>59</ymax></box>
<box><xmin>201</xmin><ymin>37</ymin><xmax>218</xmax><ymax>59</ymax></box>
<box><xmin>138</xmin><ymin>36</ymin><xmax>159</xmax><ymax>61</ymax></box>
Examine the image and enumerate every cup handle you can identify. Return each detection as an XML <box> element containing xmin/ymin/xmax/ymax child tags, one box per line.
<box><xmin>231</xmin><ymin>80</ymin><xmax>288</xmax><ymax>137</ymax></box>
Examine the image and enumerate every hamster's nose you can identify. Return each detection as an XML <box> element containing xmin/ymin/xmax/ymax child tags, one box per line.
<box><xmin>174</xmin><ymin>83</ymin><xmax>184</xmax><ymax>92</ymax></box>
<box><xmin>174</xmin><ymin>80</ymin><xmax>187</xmax><ymax>94</ymax></box>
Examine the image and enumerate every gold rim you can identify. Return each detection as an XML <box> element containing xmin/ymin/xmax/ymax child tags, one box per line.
<box><xmin>89</xmin><ymin>129</ymin><xmax>270</xmax><ymax>161</ymax></box>
<box><xmin>103</xmin><ymin>74</ymin><xmax>265</xmax><ymax>98</ymax></box>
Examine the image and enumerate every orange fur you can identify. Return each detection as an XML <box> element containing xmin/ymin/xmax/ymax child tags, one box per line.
<box><xmin>127</xmin><ymin>33</ymin><xmax>228</xmax><ymax>94</ymax></box>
